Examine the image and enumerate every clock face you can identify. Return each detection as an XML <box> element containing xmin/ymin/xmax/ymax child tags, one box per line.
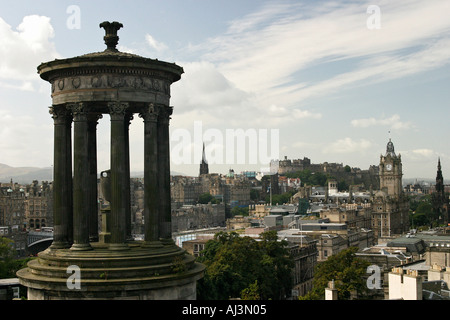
<box><xmin>386</xmin><ymin>164</ymin><xmax>392</xmax><ymax>171</ymax></box>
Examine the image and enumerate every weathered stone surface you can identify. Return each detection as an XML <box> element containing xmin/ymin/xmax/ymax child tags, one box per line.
<box><xmin>17</xmin><ymin>242</ymin><xmax>204</xmax><ymax>299</ymax></box>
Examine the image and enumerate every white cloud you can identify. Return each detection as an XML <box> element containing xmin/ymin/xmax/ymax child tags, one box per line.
<box><xmin>172</xmin><ymin>61</ymin><xmax>248</xmax><ymax>111</ymax></box>
<box><xmin>145</xmin><ymin>34</ymin><xmax>168</xmax><ymax>52</ymax></box>
<box><xmin>324</xmin><ymin>138</ymin><xmax>372</xmax><ymax>154</ymax></box>
<box><xmin>292</xmin><ymin>109</ymin><xmax>322</xmax><ymax>120</ymax></box>
<box><xmin>187</xmin><ymin>1</ymin><xmax>450</xmax><ymax>107</ymax></box>
<box><xmin>351</xmin><ymin>114</ymin><xmax>413</xmax><ymax>130</ymax></box>
<box><xmin>412</xmin><ymin>149</ymin><xmax>434</xmax><ymax>158</ymax></box>
<box><xmin>0</xmin><ymin>109</ymin><xmax>52</xmax><ymax>166</ymax></box>
<box><xmin>0</xmin><ymin>15</ymin><xmax>59</xmax><ymax>86</ymax></box>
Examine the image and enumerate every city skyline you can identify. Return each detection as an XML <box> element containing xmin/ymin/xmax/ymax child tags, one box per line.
<box><xmin>0</xmin><ymin>1</ymin><xmax>449</xmax><ymax>179</ymax></box>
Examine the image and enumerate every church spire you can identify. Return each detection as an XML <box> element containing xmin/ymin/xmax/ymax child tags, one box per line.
<box><xmin>199</xmin><ymin>142</ymin><xmax>209</xmax><ymax>175</ymax></box>
<box><xmin>202</xmin><ymin>142</ymin><xmax>207</xmax><ymax>164</ymax></box>
<box><xmin>436</xmin><ymin>157</ymin><xmax>444</xmax><ymax>194</ymax></box>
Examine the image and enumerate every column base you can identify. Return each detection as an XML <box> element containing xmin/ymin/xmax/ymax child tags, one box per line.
<box><xmin>17</xmin><ymin>243</ymin><xmax>205</xmax><ymax>300</ymax></box>
<box><xmin>49</xmin><ymin>241</ymin><xmax>71</xmax><ymax>250</ymax></box>
<box><xmin>141</xmin><ymin>240</ymin><xmax>164</xmax><ymax>249</ymax></box>
<box><xmin>109</xmin><ymin>243</ymin><xmax>130</xmax><ymax>251</ymax></box>
<box><xmin>160</xmin><ymin>238</ymin><xmax>175</xmax><ymax>246</ymax></box>
<box><xmin>70</xmin><ymin>243</ymin><xmax>93</xmax><ymax>251</ymax></box>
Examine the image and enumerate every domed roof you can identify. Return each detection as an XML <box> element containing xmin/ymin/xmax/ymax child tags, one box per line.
<box><xmin>37</xmin><ymin>21</ymin><xmax>183</xmax><ymax>82</ymax></box>
<box><xmin>385</xmin><ymin>138</ymin><xmax>396</xmax><ymax>157</ymax></box>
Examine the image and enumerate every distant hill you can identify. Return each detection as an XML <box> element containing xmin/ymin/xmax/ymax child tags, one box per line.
<box><xmin>0</xmin><ymin>163</ymin><xmax>187</xmax><ymax>185</ymax></box>
<box><xmin>0</xmin><ymin>163</ymin><xmax>53</xmax><ymax>184</ymax></box>
<box><xmin>403</xmin><ymin>178</ymin><xmax>435</xmax><ymax>185</ymax></box>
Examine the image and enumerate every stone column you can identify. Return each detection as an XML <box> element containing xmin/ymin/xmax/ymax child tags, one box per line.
<box><xmin>49</xmin><ymin>105</ymin><xmax>72</xmax><ymax>249</ymax></box>
<box><xmin>139</xmin><ymin>104</ymin><xmax>162</xmax><ymax>248</ymax></box>
<box><xmin>70</xmin><ymin>102</ymin><xmax>92</xmax><ymax>251</ymax></box>
<box><xmin>124</xmin><ymin>112</ymin><xmax>133</xmax><ymax>241</ymax></box>
<box><xmin>157</xmin><ymin>105</ymin><xmax>174</xmax><ymax>244</ymax></box>
<box><xmin>108</xmin><ymin>101</ymin><xmax>130</xmax><ymax>250</ymax></box>
<box><xmin>88</xmin><ymin>113</ymin><xmax>102</xmax><ymax>243</ymax></box>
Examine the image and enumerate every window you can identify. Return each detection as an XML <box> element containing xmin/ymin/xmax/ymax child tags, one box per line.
<box><xmin>12</xmin><ymin>287</ymin><xmax>19</xmax><ymax>299</ymax></box>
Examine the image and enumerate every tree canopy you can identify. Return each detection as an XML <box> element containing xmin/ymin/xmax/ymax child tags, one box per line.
<box><xmin>198</xmin><ymin>192</ymin><xmax>220</xmax><ymax>204</ymax></box>
<box><xmin>285</xmin><ymin>169</ymin><xmax>328</xmax><ymax>186</ymax></box>
<box><xmin>196</xmin><ymin>231</ymin><xmax>294</xmax><ymax>300</ymax></box>
<box><xmin>265</xmin><ymin>190</ymin><xmax>296</xmax><ymax>205</ymax></box>
<box><xmin>0</xmin><ymin>237</ymin><xmax>32</xmax><ymax>279</ymax></box>
<box><xmin>299</xmin><ymin>247</ymin><xmax>370</xmax><ymax>300</ymax></box>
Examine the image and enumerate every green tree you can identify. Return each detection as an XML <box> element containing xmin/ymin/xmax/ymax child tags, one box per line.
<box><xmin>250</xmin><ymin>189</ymin><xmax>260</xmax><ymax>201</ymax></box>
<box><xmin>410</xmin><ymin>212</ymin><xmax>429</xmax><ymax>228</ymax></box>
<box><xmin>198</xmin><ymin>192</ymin><xmax>219</xmax><ymax>204</ymax></box>
<box><xmin>265</xmin><ymin>190</ymin><xmax>295</xmax><ymax>205</ymax></box>
<box><xmin>241</xmin><ymin>280</ymin><xmax>260</xmax><ymax>300</ymax></box>
<box><xmin>230</xmin><ymin>206</ymin><xmax>249</xmax><ymax>217</ymax></box>
<box><xmin>0</xmin><ymin>237</ymin><xmax>33</xmax><ymax>279</ymax></box>
<box><xmin>196</xmin><ymin>231</ymin><xmax>293</xmax><ymax>300</ymax></box>
<box><xmin>0</xmin><ymin>237</ymin><xmax>16</xmax><ymax>278</ymax></box>
<box><xmin>300</xmin><ymin>247</ymin><xmax>370</xmax><ymax>300</ymax></box>
<box><xmin>337</xmin><ymin>179</ymin><xmax>349</xmax><ymax>192</ymax></box>
<box><xmin>285</xmin><ymin>169</ymin><xmax>328</xmax><ymax>187</ymax></box>
<box><xmin>415</xmin><ymin>201</ymin><xmax>435</xmax><ymax>225</ymax></box>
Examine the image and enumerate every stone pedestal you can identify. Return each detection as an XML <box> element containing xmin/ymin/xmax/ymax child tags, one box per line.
<box><xmin>17</xmin><ymin>243</ymin><xmax>204</xmax><ymax>300</ymax></box>
<box><xmin>99</xmin><ymin>208</ymin><xmax>111</xmax><ymax>244</ymax></box>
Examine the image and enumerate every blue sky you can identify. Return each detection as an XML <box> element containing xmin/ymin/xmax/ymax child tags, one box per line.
<box><xmin>0</xmin><ymin>0</ymin><xmax>449</xmax><ymax>180</ymax></box>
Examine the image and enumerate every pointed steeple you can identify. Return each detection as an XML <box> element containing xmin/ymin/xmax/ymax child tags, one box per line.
<box><xmin>202</xmin><ymin>142</ymin><xmax>208</xmax><ymax>164</ymax></box>
<box><xmin>436</xmin><ymin>157</ymin><xmax>444</xmax><ymax>194</ymax></box>
<box><xmin>199</xmin><ymin>142</ymin><xmax>209</xmax><ymax>175</ymax></box>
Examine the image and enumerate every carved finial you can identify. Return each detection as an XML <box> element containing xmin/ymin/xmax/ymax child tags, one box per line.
<box><xmin>99</xmin><ymin>21</ymin><xmax>123</xmax><ymax>51</ymax></box>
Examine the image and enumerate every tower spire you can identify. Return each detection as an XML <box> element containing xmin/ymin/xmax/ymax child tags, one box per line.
<box><xmin>202</xmin><ymin>142</ymin><xmax>207</xmax><ymax>164</ymax></box>
<box><xmin>199</xmin><ymin>142</ymin><xmax>209</xmax><ymax>175</ymax></box>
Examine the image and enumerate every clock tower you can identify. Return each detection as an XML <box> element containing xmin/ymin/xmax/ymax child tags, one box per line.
<box><xmin>379</xmin><ymin>139</ymin><xmax>403</xmax><ymax>197</ymax></box>
<box><xmin>372</xmin><ymin>138</ymin><xmax>410</xmax><ymax>239</ymax></box>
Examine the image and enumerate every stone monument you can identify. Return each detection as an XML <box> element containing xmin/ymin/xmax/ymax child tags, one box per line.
<box><xmin>17</xmin><ymin>21</ymin><xmax>204</xmax><ymax>299</ymax></box>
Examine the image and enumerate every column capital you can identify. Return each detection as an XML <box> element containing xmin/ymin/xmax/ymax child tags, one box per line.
<box><xmin>139</xmin><ymin>103</ymin><xmax>159</xmax><ymax>123</ymax></box>
<box><xmin>108</xmin><ymin>101</ymin><xmax>129</xmax><ymax>120</ymax></box>
<box><xmin>67</xmin><ymin>102</ymin><xmax>90</xmax><ymax>121</ymax></box>
<box><xmin>87</xmin><ymin>112</ymin><xmax>103</xmax><ymax>124</ymax></box>
<box><xmin>158</xmin><ymin>105</ymin><xmax>173</xmax><ymax>125</ymax></box>
<box><xmin>49</xmin><ymin>105</ymin><xmax>72</xmax><ymax>125</ymax></box>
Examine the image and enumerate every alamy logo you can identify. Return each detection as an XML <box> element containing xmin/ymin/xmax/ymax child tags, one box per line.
<box><xmin>66</xmin><ymin>265</ymin><xmax>81</xmax><ymax>290</ymax></box>
<box><xmin>66</xmin><ymin>5</ymin><xmax>81</xmax><ymax>30</ymax></box>
<box><xmin>367</xmin><ymin>5</ymin><xmax>381</xmax><ymax>30</ymax></box>
<box><xmin>366</xmin><ymin>264</ymin><xmax>382</xmax><ymax>290</ymax></box>
<box><xmin>171</xmin><ymin>121</ymin><xmax>279</xmax><ymax>167</ymax></box>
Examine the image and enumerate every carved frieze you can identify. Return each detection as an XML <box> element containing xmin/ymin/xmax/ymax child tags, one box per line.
<box><xmin>50</xmin><ymin>74</ymin><xmax>170</xmax><ymax>95</ymax></box>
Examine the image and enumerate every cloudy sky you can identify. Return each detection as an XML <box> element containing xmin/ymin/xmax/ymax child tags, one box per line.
<box><xmin>0</xmin><ymin>0</ymin><xmax>449</xmax><ymax>180</ymax></box>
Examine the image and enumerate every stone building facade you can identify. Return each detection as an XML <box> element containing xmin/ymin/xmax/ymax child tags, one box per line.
<box><xmin>171</xmin><ymin>170</ymin><xmax>251</xmax><ymax>210</ymax></box>
<box><xmin>0</xmin><ymin>180</ymin><xmax>52</xmax><ymax>231</ymax></box>
<box><xmin>171</xmin><ymin>203</ymin><xmax>226</xmax><ymax>232</ymax></box>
